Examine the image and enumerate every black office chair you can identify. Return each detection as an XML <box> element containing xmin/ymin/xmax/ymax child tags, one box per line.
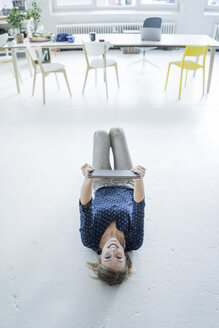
<box><xmin>129</xmin><ymin>17</ymin><xmax>162</xmax><ymax>71</ymax></box>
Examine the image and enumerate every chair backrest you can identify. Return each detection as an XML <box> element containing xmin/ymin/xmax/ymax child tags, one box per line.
<box><xmin>83</xmin><ymin>41</ymin><xmax>110</xmax><ymax>56</ymax></box>
<box><xmin>0</xmin><ymin>33</ymin><xmax>8</xmax><ymax>48</ymax></box>
<box><xmin>181</xmin><ymin>45</ymin><xmax>209</xmax><ymax>68</ymax></box>
<box><xmin>27</xmin><ymin>46</ymin><xmax>43</xmax><ymax>61</ymax></box>
<box><xmin>83</xmin><ymin>41</ymin><xmax>111</xmax><ymax>68</ymax></box>
<box><xmin>143</xmin><ymin>17</ymin><xmax>162</xmax><ymax>28</ymax></box>
<box><xmin>184</xmin><ymin>45</ymin><xmax>209</xmax><ymax>57</ymax></box>
<box><xmin>27</xmin><ymin>46</ymin><xmax>45</xmax><ymax>73</ymax></box>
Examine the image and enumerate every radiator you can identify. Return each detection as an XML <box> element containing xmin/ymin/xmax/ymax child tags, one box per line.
<box><xmin>212</xmin><ymin>24</ymin><xmax>219</xmax><ymax>41</ymax></box>
<box><xmin>56</xmin><ymin>22</ymin><xmax>175</xmax><ymax>52</ymax></box>
<box><xmin>56</xmin><ymin>22</ymin><xmax>176</xmax><ymax>35</ymax></box>
<box><xmin>212</xmin><ymin>24</ymin><xmax>219</xmax><ymax>50</ymax></box>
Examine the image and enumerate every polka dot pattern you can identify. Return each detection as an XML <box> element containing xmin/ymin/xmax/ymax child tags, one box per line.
<box><xmin>79</xmin><ymin>186</ymin><xmax>145</xmax><ymax>253</ymax></box>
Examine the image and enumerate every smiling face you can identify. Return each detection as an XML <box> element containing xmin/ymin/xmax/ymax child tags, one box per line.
<box><xmin>100</xmin><ymin>238</ymin><xmax>126</xmax><ymax>272</ymax></box>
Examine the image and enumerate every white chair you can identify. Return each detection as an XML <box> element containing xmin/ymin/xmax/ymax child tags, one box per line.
<box><xmin>0</xmin><ymin>33</ymin><xmax>22</xmax><ymax>83</ymax></box>
<box><xmin>82</xmin><ymin>41</ymin><xmax>119</xmax><ymax>98</ymax></box>
<box><xmin>27</xmin><ymin>46</ymin><xmax>72</xmax><ymax>104</ymax></box>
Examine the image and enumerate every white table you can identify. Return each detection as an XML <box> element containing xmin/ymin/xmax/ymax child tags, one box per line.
<box><xmin>5</xmin><ymin>33</ymin><xmax>219</xmax><ymax>94</ymax></box>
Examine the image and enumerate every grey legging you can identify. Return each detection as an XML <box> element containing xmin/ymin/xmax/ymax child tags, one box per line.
<box><xmin>92</xmin><ymin>128</ymin><xmax>135</xmax><ymax>192</ymax></box>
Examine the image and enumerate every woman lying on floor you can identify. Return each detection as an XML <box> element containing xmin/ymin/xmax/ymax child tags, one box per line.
<box><xmin>79</xmin><ymin>128</ymin><xmax>146</xmax><ymax>286</ymax></box>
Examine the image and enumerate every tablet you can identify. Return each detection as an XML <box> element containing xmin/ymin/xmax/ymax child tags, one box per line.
<box><xmin>88</xmin><ymin>170</ymin><xmax>141</xmax><ymax>179</ymax></box>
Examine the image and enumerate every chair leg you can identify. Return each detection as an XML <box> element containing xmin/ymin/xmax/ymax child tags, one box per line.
<box><xmin>9</xmin><ymin>62</ymin><xmax>22</xmax><ymax>83</ymax></box>
<box><xmin>104</xmin><ymin>68</ymin><xmax>108</xmax><ymax>99</ymax></box>
<box><xmin>55</xmin><ymin>73</ymin><xmax>60</xmax><ymax>89</ymax></box>
<box><xmin>142</xmin><ymin>50</ymin><xmax>146</xmax><ymax>67</ymax></box>
<box><xmin>145</xmin><ymin>59</ymin><xmax>160</xmax><ymax>70</ymax></box>
<box><xmin>18</xmin><ymin>68</ymin><xmax>22</xmax><ymax>83</ymax></box>
<box><xmin>185</xmin><ymin>69</ymin><xmax>188</xmax><ymax>87</ymax></box>
<box><xmin>179</xmin><ymin>68</ymin><xmax>184</xmax><ymax>100</ymax></box>
<box><xmin>203</xmin><ymin>67</ymin><xmax>205</xmax><ymax>95</ymax></box>
<box><xmin>32</xmin><ymin>71</ymin><xmax>37</xmax><ymax>96</ymax></box>
<box><xmin>128</xmin><ymin>58</ymin><xmax>145</xmax><ymax>67</ymax></box>
<box><xmin>193</xmin><ymin>56</ymin><xmax>199</xmax><ymax>77</ymax></box>
<box><xmin>25</xmin><ymin>48</ymin><xmax>32</xmax><ymax>77</ymax></box>
<box><xmin>9</xmin><ymin>63</ymin><xmax>15</xmax><ymax>77</ymax></box>
<box><xmin>63</xmin><ymin>70</ymin><xmax>72</xmax><ymax>97</ymax></box>
<box><xmin>165</xmin><ymin>63</ymin><xmax>171</xmax><ymax>90</ymax></box>
<box><xmin>115</xmin><ymin>64</ymin><xmax>119</xmax><ymax>88</ymax></box>
<box><xmin>82</xmin><ymin>68</ymin><xmax>89</xmax><ymax>94</ymax></box>
<box><xmin>42</xmin><ymin>76</ymin><xmax>46</xmax><ymax>105</ymax></box>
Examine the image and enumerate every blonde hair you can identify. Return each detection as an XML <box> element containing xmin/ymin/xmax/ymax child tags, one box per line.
<box><xmin>87</xmin><ymin>253</ymin><xmax>132</xmax><ymax>286</ymax></box>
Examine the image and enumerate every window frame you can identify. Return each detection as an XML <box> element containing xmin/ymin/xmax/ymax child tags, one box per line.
<box><xmin>52</xmin><ymin>0</ymin><xmax>179</xmax><ymax>12</ymax></box>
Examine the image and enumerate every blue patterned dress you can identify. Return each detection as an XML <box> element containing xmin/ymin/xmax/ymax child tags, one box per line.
<box><xmin>79</xmin><ymin>186</ymin><xmax>145</xmax><ymax>253</ymax></box>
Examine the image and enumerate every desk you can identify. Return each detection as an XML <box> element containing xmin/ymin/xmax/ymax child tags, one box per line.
<box><xmin>5</xmin><ymin>33</ymin><xmax>219</xmax><ymax>94</ymax></box>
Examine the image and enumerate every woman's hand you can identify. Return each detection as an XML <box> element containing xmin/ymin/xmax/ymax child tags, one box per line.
<box><xmin>81</xmin><ymin>163</ymin><xmax>95</xmax><ymax>178</ymax></box>
<box><xmin>131</xmin><ymin>166</ymin><xmax>146</xmax><ymax>203</ymax></box>
<box><xmin>131</xmin><ymin>165</ymin><xmax>146</xmax><ymax>179</ymax></box>
<box><xmin>80</xmin><ymin>163</ymin><xmax>95</xmax><ymax>206</ymax></box>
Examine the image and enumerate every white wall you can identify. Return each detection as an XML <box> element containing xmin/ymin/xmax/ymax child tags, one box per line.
<box><xmin>37</xmin><ymin>0</ymin><xmax>219</xmax><ymax>36</ymax></box>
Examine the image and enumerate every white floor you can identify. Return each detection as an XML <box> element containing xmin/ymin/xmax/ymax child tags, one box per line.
<box><xmin>1</xmin><ymin>48</ymin><xmax>219</xmax><ymax>328</ymax></box>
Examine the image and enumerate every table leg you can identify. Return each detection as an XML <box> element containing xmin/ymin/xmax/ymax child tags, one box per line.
<box><xmin>207</xmin><ymin>47</ymin><xmax>216</xmax><ymax>93</ymax></box>
<box><xmin>12</xmin><ymin>48</ymin><xmax>20</xmax><ymax>93</ymax></box>
<box><xmin>48</xmin><ymin>48</ymin><xmax>52</xmax><ymax>62</ymax></box>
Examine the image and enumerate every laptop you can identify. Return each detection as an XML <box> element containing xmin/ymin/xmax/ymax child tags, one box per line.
<box><xmin>140</xmin><ymin>27</ymin><xmax>161</xmax><ymax>41</ymax></box>
<box><xmin>88</xmin><ymin>170</ymin><xmax>141</xmax><ymax>179</ymax></box>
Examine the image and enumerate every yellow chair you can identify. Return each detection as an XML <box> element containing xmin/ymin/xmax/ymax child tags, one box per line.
<box><xmin>165</xmin><ymin>45</ymin><xmax>209</xmax><ymax>100</ymax></box>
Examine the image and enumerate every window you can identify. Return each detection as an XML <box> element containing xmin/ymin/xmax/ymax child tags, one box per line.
<box><xmin>139</xmin><ymin>0</ymin><xmax>178</xmax><ymax>8</ymax></box>
<box><xmin>96</xmin><ymin>0</ymin><xmax>136</xmax><ymax>7</ymax></box>
<box><xmin>208</xmin><ymin>0</ymin><xmax>219</xmax><ymax>5</ymax></box>
<box><xmin>56</xmin><ymin>0</ymin><xmax>92</xmax><ymax>5</ymax></box>
<box><xmin>0</xmin><ymin>0</ymin><xmax>13</xmax><ymax>9</ymax></box>
<box><xmin>97</xmin><ymin>0</ymin><xmax>176</xmax><ymax>7</ymax></box>
<box><xmin>53</xmin><ymin>0</ymin><xmax>93</xmax><ymax>11</ymax></box>
<box><xmin>52</xmin><ymin>0</ymin><xmax>179</xmax><ymax>11</ymax></box>
<box><xmin>141</xmin><ymin>0</ymin><xmax>176</xmax><ymax>4</ymax></box>
<box><xmin>205</xmin><ymin>0</ymin><xmax>219</xmax><ymax>11</ymax></box>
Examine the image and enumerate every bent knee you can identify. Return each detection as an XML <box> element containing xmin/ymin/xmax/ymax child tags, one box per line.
<box><xmin>93</xmin><ymin>130</ymin><xmax>109</xmax><ymax>139</ymax></box>
<box><xmin>109</xmin><ymin>127</ymin><xmax>124</xmax><ymax>137</ymax></box>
